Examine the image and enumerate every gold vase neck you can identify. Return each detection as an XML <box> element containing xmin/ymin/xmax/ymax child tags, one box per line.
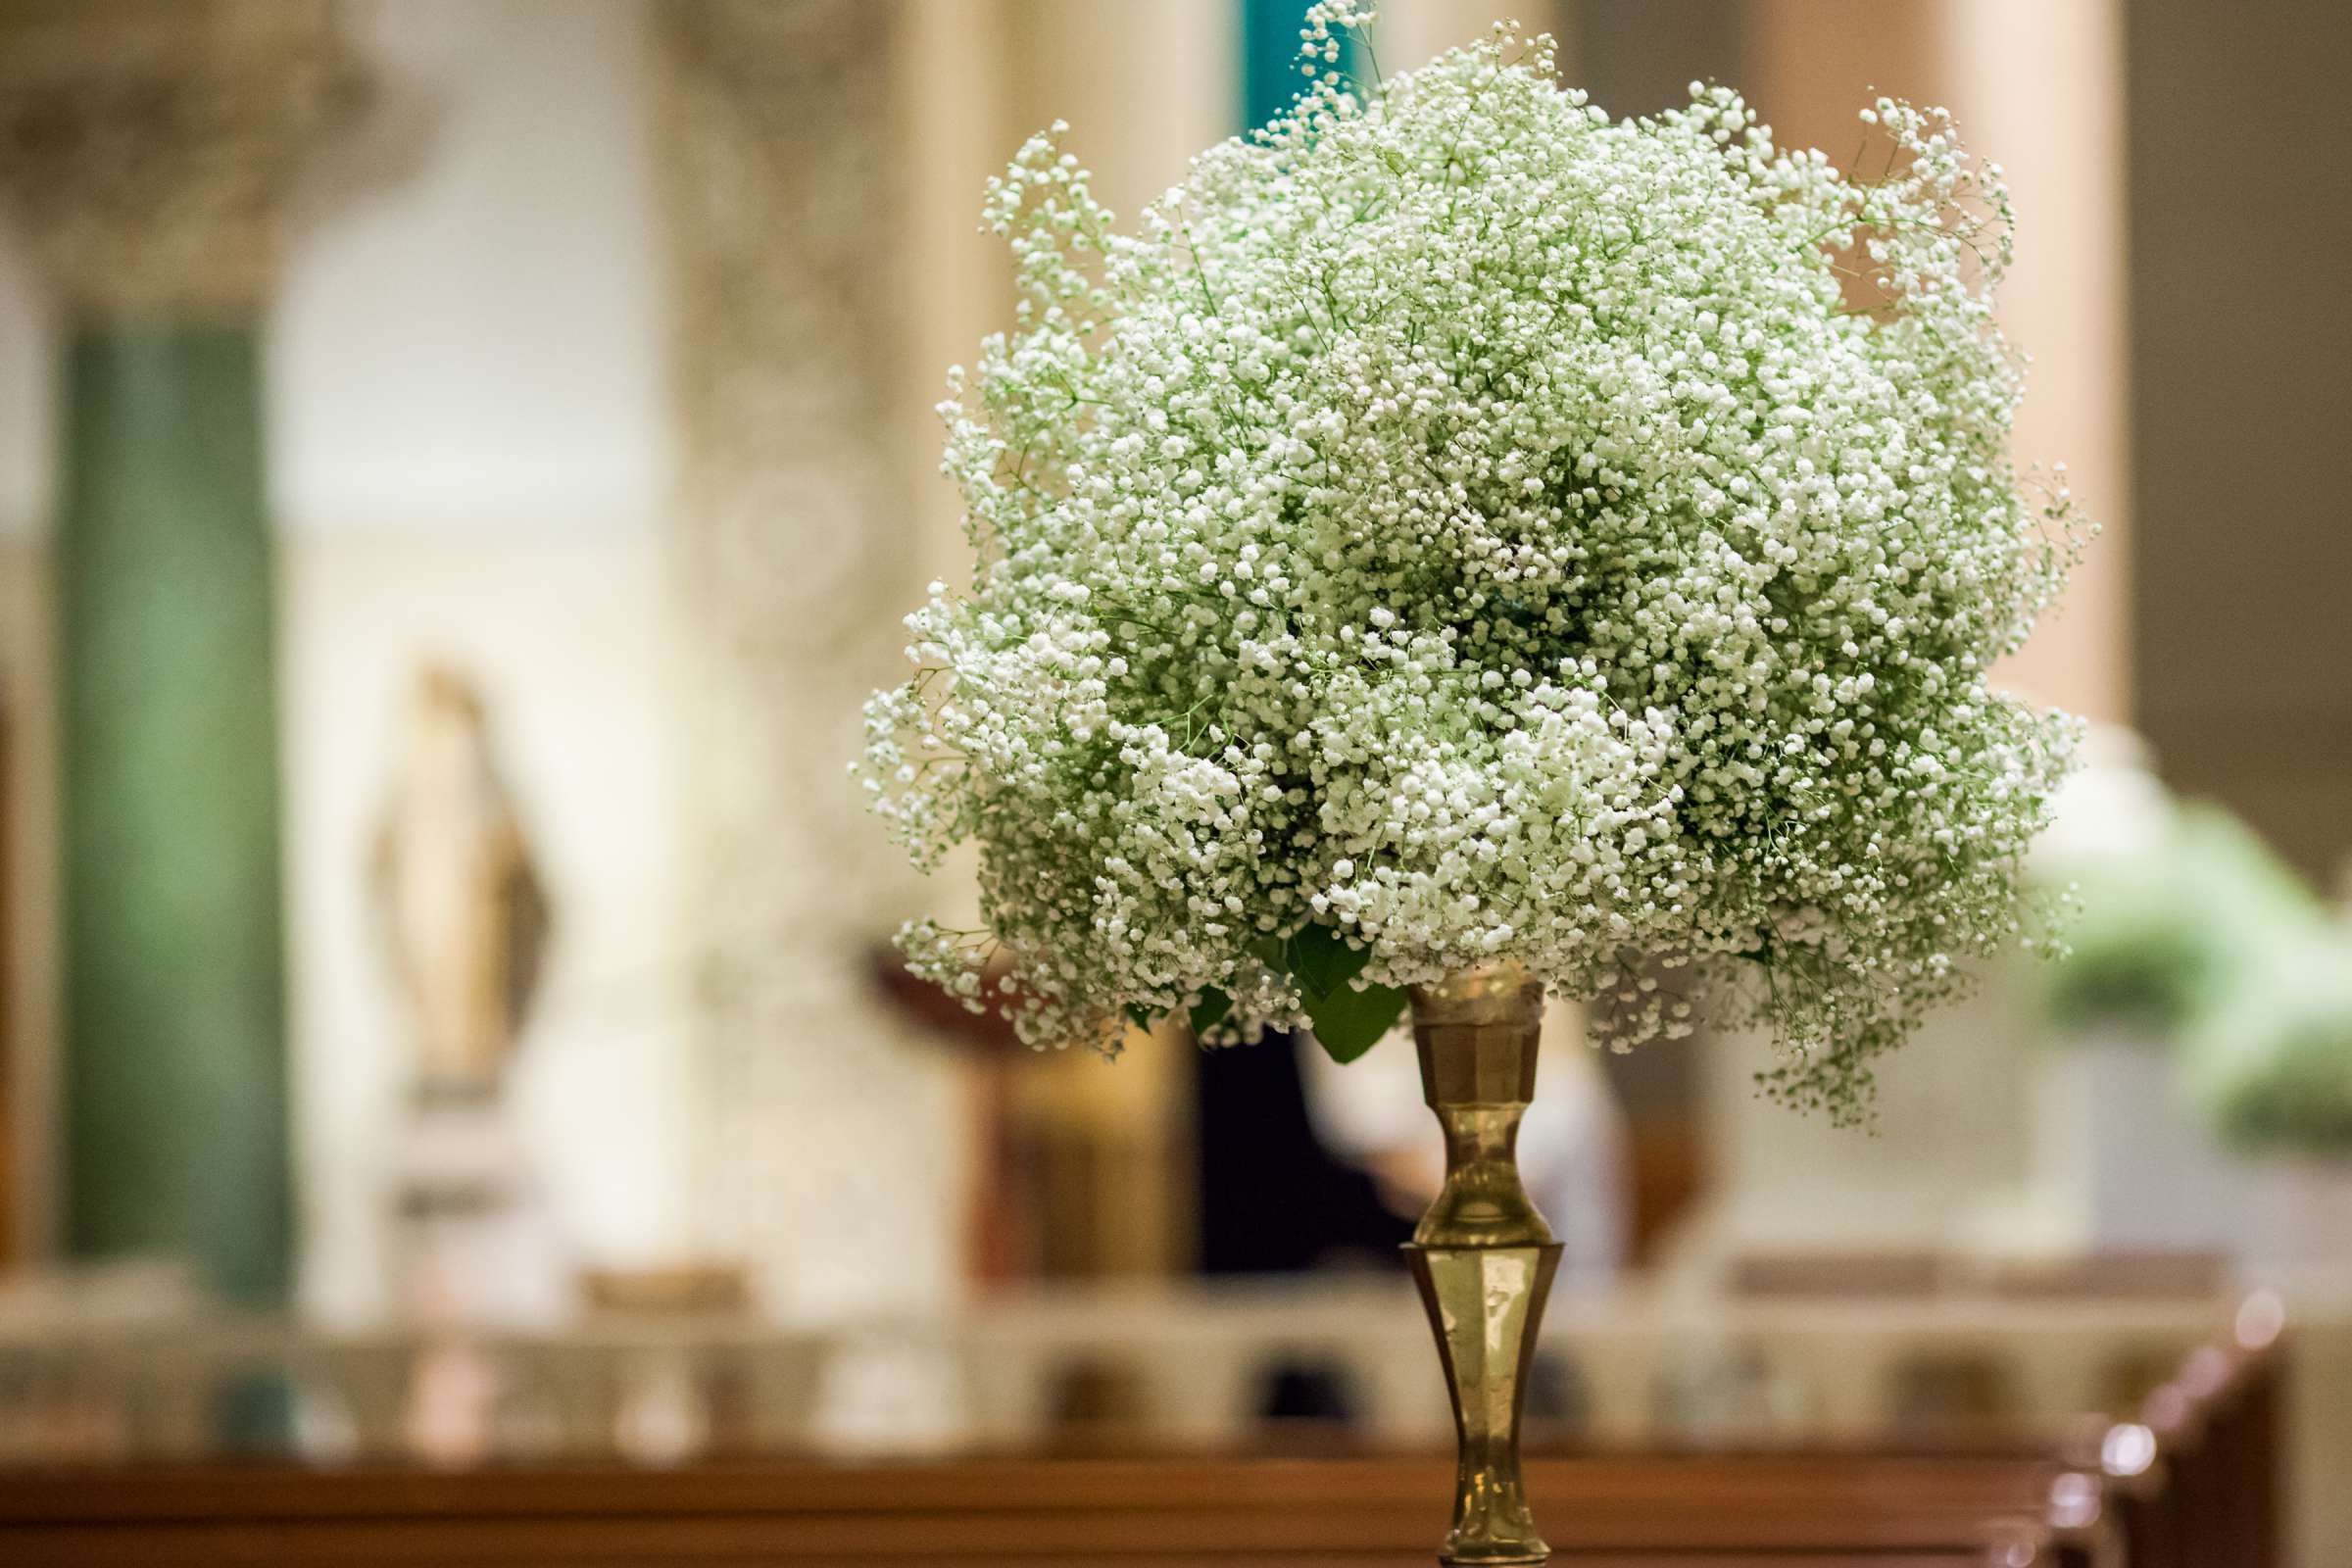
<box><xmin>1407</xmin><ymin>965</ymin><xmax>1553</xmax><ymax>1250</ymax></box>
<box><xmin>1409</xmin><ymin>963</ymin><xmax>1544</xmax><ymax>1105</ymax></box>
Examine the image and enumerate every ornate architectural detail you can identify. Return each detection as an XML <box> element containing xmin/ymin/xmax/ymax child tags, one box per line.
<box><xmin>655</xmin><ymin>0</ymin><xmax>965</xmax><ymax>1318</ymax></box>
<box><xmin>0</xmin><ymin>0</ymin><xmax>362</xmax><ymax>317</ymax></box>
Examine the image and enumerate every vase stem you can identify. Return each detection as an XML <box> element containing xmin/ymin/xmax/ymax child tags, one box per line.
<box><xmin>1403</xmin><ymin>965</ymin><xmax>1560</xmax><ymax>1566</ymax></box>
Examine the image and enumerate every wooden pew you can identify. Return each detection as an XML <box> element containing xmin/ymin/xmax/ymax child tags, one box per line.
<box><xmin>2084</xmin><ymin>1304</ymin><xmax>2284</xmax><ymax>1568</ymax></box>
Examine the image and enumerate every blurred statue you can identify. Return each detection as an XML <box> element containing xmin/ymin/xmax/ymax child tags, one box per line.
<box><xmin>373</xmin><ymin>665</ymin><xmax>551</xmax><ymax>1100</ymax></box>
<box><xmin>374</xmin><ymin>665</ymin><xmax>571</xmax><ymax>1331</ymax></box>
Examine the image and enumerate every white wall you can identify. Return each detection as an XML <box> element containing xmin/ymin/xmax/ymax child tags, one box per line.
<box><xmin>273</xmin><ymin>0</ymin><xmax>671</xmax><ymax>534</ymax></box>
<box><xmin>282</xmin><ymin>529</ymin><xmax>689</xmax><ymax>1324</ymax></box>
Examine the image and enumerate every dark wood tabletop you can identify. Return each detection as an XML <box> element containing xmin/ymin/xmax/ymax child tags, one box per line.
<box><xmin>0</xmin><ymin>1451</ymin><xmax>2080</xmax><ymax>1565</ymax></box>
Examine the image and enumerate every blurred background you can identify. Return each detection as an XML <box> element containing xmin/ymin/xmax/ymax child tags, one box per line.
<box><xmin>0</xmin><ymin>0</ymin><xmax>2346</xmax><ymax>1559</ymax></box>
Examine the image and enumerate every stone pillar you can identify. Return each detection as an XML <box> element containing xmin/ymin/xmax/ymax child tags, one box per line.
<box><xmin>0</xmin><ymin>0</ymin><xmax>358</xmax><ymax>1303</ymax></box>
<box><xmin>1933</xmin><ymin>0</ymin><xmax>2132</xmax><ymax>725</ymax></box>
<box><xmin>1747</xmin><ymin>0</ymin><xmax>2132</xmax><ymax>724</ymax></box>
<box><xmin>654</xmin><ymin>0</ymin><xmax>967</xmax><ymax>1320</ymax></box>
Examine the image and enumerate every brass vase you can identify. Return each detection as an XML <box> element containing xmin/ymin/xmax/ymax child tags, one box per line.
<box><xmin>1404</xmin><ymin>965</ymin><xmax>1561</xmax><ymax>1566</ymax></box>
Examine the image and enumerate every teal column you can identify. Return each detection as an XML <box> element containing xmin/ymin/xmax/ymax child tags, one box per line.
<box><xmin>1239</xmin><ymin>0</ymin><xmax>1366</xmax><ymax>131</ymax></box>
<box><xmin>56</xmin><ymin>325</ymin><xmax>291</xmax><ymax>1305</ymax></box>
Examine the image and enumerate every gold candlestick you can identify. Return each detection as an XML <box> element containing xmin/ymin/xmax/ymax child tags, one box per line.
<box><xmin>1404</xmin><ymin>965</ymin><xmax>1561</xmax><ymax>1565</ymax></box>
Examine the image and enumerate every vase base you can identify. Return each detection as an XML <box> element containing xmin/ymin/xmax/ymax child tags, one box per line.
<box><xmin>1439</xmin><ymin>1542</ymin><xmax>1552</xmax><ymax>1568</ymax></box>
<box><xmin>1407</xmin><ymin>1240</ymin><xmax>1561</xmax><ymax>1568</ymax></box>
<box><xmin>1438</xmin><ymin>1524</ymin><xmax>1553</xmax><ymax>1566</ymax></box>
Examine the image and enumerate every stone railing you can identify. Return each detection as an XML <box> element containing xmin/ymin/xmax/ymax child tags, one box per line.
<box><xmin>0</xmin><ymin>1270</ymin><xmax>2259</xmax><ymax>1467</ymax></box>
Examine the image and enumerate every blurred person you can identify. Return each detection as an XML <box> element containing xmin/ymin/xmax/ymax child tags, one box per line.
<box><xmin>1300</xmin><ymin>997</ymin><xmax>1631</xmax><ymax>1291</ymax></box>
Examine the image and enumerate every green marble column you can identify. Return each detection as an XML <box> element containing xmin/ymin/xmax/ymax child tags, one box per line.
<box><xmin>56</xmin><ymin>325</ymin><xmax>290</xmax><ymax>1305</ymax></box>
<box><xmin>0</xmin><ymin>0</ymin><xmax>352</xmax><ymax>1312</ymax></box>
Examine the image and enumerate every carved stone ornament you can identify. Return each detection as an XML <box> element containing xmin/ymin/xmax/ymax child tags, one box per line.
<box><xmin>0</xmin><ymin>0</ymin><xmax>364</xmax><ymax>318</ymax></box>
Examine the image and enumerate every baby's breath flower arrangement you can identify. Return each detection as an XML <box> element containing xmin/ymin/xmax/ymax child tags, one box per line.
<box><xmin>860</xmin><ymin>4</ymin><xmax>2082</xmax><ymax>1124</ymax></box>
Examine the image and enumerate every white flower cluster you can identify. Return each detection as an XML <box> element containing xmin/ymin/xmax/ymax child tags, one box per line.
<box><xmin>860</xmin><ymin>6</ymin><xmax>2082</xmax><ymax>1120</ymax></box>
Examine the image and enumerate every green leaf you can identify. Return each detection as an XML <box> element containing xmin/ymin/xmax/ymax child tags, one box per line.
<box><xmin>1245</xmin><ymin>922</ymin><xmax>1397</xmax><ymax>1061</ymax></box>
<box><xmin>1284</xmin><ymin>921</ymin><xmax>1370</xmax><ymax>996</ymax></box>
<box><xmin>1187</xmin><ymin>987</ymin><xmax>1232</xmax><ymax>1037</ymax></box>
<box><xmin>1304</xmin><ymin>980</ymin><xmax>1407</xmax><ymax>1064</ymax></box>
<box><xmin>1125</xmin><ymin>1004</ymin><xmax>1157</xmax><ymax>1032</ymax></box>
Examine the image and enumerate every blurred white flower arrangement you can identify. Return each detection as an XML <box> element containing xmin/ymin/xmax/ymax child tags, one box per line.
<box><xmin>2046</xmin><ymin>782</ymin><xmax>2352</xmax><ymax>1154</ymax></box>
<box><xmin>2045</xmin><ymin>803</ymin><xmax>2321</xmax><ymax>1038</ymax></box>
<box><xmin>2187</xmin><ymin>929</ymin><xmax>2352</xmax><ymax>1154</ymax></box>
<box><xmin>859</xmin><ymin>2</ymin><xmax>2083</xmax><ymax>1123</ymax></box>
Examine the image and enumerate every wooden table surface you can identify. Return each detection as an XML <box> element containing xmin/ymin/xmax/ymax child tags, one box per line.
<box><xmin>0</xmin><ymin>1452</ymin><xmax>2079</xmax><ymax>1566</ymax></box>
